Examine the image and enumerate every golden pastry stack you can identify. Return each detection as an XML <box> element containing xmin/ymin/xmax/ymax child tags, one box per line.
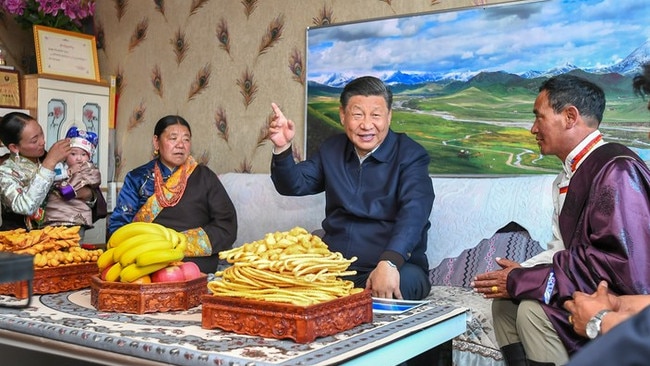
<box><xmin>0</xmin><ymin>226</ymin><xmax>103</xmax><ymax>268</ymax></box>
<box><xmin>208</xmin><ymin>226</ymin><xmax>362</xmax><ymax>306</ymax></box>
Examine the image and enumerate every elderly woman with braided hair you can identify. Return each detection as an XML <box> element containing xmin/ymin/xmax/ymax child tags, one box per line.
<box><xmin>108</xmin><ymin>115</ymin><xmax>237</xmax><ymax>273</ymax></box>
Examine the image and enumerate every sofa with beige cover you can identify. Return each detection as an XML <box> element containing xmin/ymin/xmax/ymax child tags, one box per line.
<box><xmin>219</xmin><ymin>172</ymin><xmax>556</xmax><ymax>366</ymax></box>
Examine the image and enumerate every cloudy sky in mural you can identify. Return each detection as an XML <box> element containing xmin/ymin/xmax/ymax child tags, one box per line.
<box><xmin>307</xmin><ymin>0</ymin><xmax>650</xmax><ymax>80</ymax></box>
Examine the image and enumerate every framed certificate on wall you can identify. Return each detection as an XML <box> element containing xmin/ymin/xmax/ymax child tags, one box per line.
<box><xmin>0</xmin><ymin>69</ymin><xmax>21</xmax><ymax>108</ymax></box>
<box><xmin>33</xmin><ymin>25</ymin><xmax>100</xmax><ymax>82</ymax></box>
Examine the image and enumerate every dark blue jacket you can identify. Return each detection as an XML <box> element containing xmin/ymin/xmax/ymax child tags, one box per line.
<box><xmin>271</xmin><ymin>130</ymin><xmax>434</xmax><ymax>273</ymax></box>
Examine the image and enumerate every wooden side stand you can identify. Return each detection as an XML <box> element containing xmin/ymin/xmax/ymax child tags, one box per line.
<box><xmin>0</xmin><ymin>262</ymin><xmax>97</xmax><ymax>300</ymax></box>
<box><xmin>0</xmin><ymin>252</ymin><xmax>34</xmax><ymax>308</ymax></box>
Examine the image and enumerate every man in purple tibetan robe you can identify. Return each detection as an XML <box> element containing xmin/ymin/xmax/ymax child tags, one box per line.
<box><xmin>560</xmin><ymin>62</ymin><xmax>650</xmax><ymax>366</ymax></box>
<box><xmin>471</xmin><ymin>74</ymin><xmax>650</xmax><ymax>366</ymax></box>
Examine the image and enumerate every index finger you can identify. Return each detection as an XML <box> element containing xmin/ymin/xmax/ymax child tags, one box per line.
<box><xmin>474</xmin><ymin>271</ymin><xmax>496</xmax><ymax>281</ymax></box>
<box><xmin>271</xmin><ymin>102</ymin><xmax>285</xmax><ymax>119</ymax></box>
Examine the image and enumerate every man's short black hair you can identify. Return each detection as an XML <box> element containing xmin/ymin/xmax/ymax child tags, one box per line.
<box><xmin>340</xmin><ymin>76</ymin><xmax>393</xmax><ymax>110</ymax></box>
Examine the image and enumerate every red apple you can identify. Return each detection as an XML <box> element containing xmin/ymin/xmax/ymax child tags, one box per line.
<box><xmin>179</xmin><ymin>261</ymin><xmax>202</xmax><ymax>280</ymax></box>
<box><xmin>150</xmin><ymin>265</ymin><xmax>185</xmax><ymax>283</ymax></box>
<box><xmin>100</xmin><ymin>263</ymin><xmax>116</xmax><ymax>281</ymax></box>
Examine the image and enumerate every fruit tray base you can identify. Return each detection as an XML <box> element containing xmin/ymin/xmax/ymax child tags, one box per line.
<box><xmin>90</xmin><ymin>274</ymin><xmax>208</xmax><ymax>314</ymax></box>
<box><xmin>201</xmin><ymin>289</ymin><xmax>373</xmax><ymax>343</ymax></box>
<box><xmin>0</xmin><ymin>262</ymin><xmax>97</xmax><ymax>299</ymax></box>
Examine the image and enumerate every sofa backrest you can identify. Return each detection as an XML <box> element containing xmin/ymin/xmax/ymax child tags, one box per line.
<box><xmin>428</xmin><ymin>175</ymin><xmax>556</xmax><ymax>268</ymax></box>
<box><xmin>219</xmin><ymin>173</ymin><xmax>325</xmax><ymax>248</ymax></box>
<box><xmin>219</xmin><ymin>173</ymin><xmax>556</xmax><ymax>269</ymax></box>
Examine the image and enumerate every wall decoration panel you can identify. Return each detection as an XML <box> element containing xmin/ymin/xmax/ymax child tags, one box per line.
<box><xmin>307</xmin><ymin>0</ymin><xmax>650</xmax><ymax>175</ymax></box>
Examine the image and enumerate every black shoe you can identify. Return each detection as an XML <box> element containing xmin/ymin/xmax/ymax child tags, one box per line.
<box><xmin>528</xmin><ymin>361</ymin><xmax>555</xmax><ymax>366</ymax></box>
<box><xmin>501</xmin><ymin>342</ymin><xmax>528</xmax><ymax>366</ymax></box>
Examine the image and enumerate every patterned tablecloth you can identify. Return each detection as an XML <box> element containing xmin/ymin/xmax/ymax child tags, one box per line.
<box><xmin>0</xmin><ymin>290</ymin><xmax>465</xmax><ymax>365</ymax></box>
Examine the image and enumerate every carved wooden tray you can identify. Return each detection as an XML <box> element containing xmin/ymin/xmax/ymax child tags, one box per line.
<box><xmin>0</xmin><ymin>262</ymin><xmax>97</xmax><ymax>299</ymax></box>
<box><xmin>201</xmin><ymin>289</ymin><xmax>373</xmax><ymax>343</ymax></box>
<box><xmin>90</xmin><ymin>274</ymin><xmax>208</xmax><ymax>314</ymax></box>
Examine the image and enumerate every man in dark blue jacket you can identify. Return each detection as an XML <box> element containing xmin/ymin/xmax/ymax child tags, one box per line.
<box><xmin>268</xmin><ymin>76</ymin><xmax>434</xmax><ymax>300</ymax></box>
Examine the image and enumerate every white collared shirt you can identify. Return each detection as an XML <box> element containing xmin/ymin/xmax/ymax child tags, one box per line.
<box><xmin>521</xmin><ymin>130</ymin><xmax>604</xmax><ymax>267</ymax></box>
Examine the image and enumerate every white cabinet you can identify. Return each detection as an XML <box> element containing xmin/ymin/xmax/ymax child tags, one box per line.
<box><xmin>21</xmin><ymin>75</ymin><xmax>110</xmax><ymax>244</ymax></box>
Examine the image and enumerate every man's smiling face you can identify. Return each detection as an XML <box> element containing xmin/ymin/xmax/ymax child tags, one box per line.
<box><xmin>339</xmin><ymin>95</ymin><xmax>392</xmax><ymax>157</ymax></box>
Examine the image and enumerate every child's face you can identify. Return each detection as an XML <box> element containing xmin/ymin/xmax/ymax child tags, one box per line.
<box><xmin>66</xmin><ymin>147</ymin><xmax>90</xmax><ymax>165</ymax></box>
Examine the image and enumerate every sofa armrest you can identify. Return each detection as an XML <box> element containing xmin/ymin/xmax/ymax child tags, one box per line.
<box><xmin>429</xmin><ymin>223</ymin><xmax>544</xmax><ymax>288</ymax></box>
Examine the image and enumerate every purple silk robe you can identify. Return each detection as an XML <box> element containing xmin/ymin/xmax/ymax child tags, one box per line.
<box><xmin>506</xmin><ymin>143</ymin><xmax>650</xmax><ymax>355</ymax></box>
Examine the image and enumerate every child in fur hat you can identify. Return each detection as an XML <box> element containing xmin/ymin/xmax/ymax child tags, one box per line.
<box><xmin>42</xmin><ymin>126</ymin><xmax>102</xmax><ymax>233</ymax></box>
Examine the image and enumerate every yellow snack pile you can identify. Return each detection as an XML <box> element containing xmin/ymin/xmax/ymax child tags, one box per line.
<box><xmin>208</xmin><ymin>226</ymin><xmax>362</xmax><ymax>306</ymax></box>
<box><xmin>0</xmin><ymin>226</ymin><xmax>103</xmax><ymax>268</ymax></box>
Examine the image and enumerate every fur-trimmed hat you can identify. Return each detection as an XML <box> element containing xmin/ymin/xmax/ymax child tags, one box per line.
<box><xmin>66</xmin><ymin>126</ymin><xmax>98</xmax><ymax>156</ymax></box>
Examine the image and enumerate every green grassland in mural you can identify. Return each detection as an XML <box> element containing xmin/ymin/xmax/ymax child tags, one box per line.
<box><xmin>305</xmin><ymin>0</ymin><xmax>650</xmax><ymax>175</ymax></box>
<box><xmin>307</xmin><ymin>71</ymin><xmax>650</xmax><ymax>176</ymax></box>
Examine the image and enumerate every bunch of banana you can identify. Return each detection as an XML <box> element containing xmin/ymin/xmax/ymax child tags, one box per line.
<box><xmin>97</xmin><ymin>222</ymin><xmax>187</xmax><ymax>282</ymax></box>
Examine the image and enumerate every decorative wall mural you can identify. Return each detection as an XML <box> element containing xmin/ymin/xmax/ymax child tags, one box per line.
<box><xmin>128</xmin><ymin>18</ymin><xmax>148</xmax><ymax>52</ymax></box>
<box><xmin>95</xmin><ymin>22</ymin><xmax>105</xmax><ymax>50</ymax></box>
<box><xmin>289</xmin><ymin>47</ymin><xmax>305</xmax><ymax>85</ymax></box>
<box><xmin>258</xmin><ymin>15</ymin><xmax>284</xmax><ymax>58</ymax></box>
<box><xmin>114</xmin><ymin>0</ymin><xmax>127</xmax><ymax>21</ymax></box>
<box><xmin>312</xmin><ymin>5</ymin><xmax>334</xmax><ymax>26</ymax></box>
<box><xmin>198</xmin><ymin>150</ymin><xmax>210</xmax><ymax>165</ymax></box>
<box><xmin>190</xmin><ymin>0</ymin><xmax>210</xmax><ymax>15</ymax></box>
<box><xmin>306</xmin><ymin>0</ymin><xmax>650</xmax><ymax>175</ymax></box>
<box><xmin>241</xmin><ymin>0</ymin><xmax>259</xmax><ymax>18</ymax></box>
<box><xmin>114</xmin><ymin>145</ymin><xmax>123</xmax><ymax>182</ymax></box>
<box><xmin>216</xmin><ymin>19</ymin><xmax>231</xmax><ymax>56</ymax></box>
<box><xmin>214</xmin><ymin>108</ymin><xmax>229</xmax><ymax>143</ymax></box>
<box><xmin>188</xmin><ymin>64</ymin><xmax>211</xmax><ymax>101</ymax></box>
<box><xmin>236</xmin><ymin>157</ymin><xmax>253</xmax><ymax>173</ymax></box>
<box><xmin>172</xmin><ymin>29</ymin><xmax>188</xmax><ymax>65</ymax></box>
<box><xmin>151</xmin><ymin>64</ymin><xmax>163</xmax><ymax>97</ymax></box>
<box><xmin>237</xmin><ymin>67</ymin><xmax>258</xmax><ymax>108</ymax></box>
<box><xmin>127</xmin><ymin>101</ymin><xmax>146</xmax><ymax>131</ymax></box>
<box><xmin>115</xmin><ymin>67</ymin><xmax>125</xmax><ymax>95</ymax></box>
<box><xmin>154</xmin><ymin>0</ymin><xmax>165</xmax><ymax>17</ymax></box>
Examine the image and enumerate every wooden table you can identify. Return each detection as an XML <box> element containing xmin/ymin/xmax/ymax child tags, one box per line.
<box><xmin>0</xmin><ymin>290</ymin><xmax>466</xmax><ymax>365</ymax></box>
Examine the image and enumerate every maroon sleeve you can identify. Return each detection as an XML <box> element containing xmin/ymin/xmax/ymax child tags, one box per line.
<box><xmin>507</xmin><ymin>264</ymin><xmax>553</xmax><ymax>300</ymax></box>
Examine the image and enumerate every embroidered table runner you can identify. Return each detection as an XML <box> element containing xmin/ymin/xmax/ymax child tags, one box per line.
<box><xmin>0</xmin><ymin>291</ymin><xmax>465</xmax><ymax>365</ymax></box>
